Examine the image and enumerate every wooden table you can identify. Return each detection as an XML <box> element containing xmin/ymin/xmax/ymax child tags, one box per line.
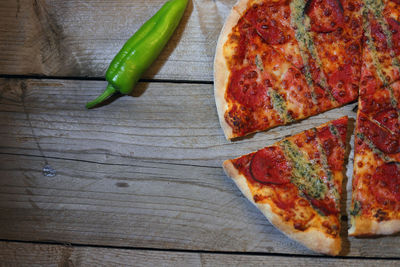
<box><xmin>1</xmin><ymin>0</ymin><xmax>399</xmax><ymax>266</ymax></box>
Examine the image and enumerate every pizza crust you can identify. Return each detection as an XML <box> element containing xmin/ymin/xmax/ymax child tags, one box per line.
<box><xmin>214</xmin><ymin>0</ymin><xmax>251</xmax><ymax>140</ymax></box>
<box><xmin>349</xmin><ymin>216</ymin><xmax>400</xmax><ymax>236</ymax></box>
<box><xmin>223</xmin><ymin>160</ymin><xmax>341</xmax><ymax>256</ymax></box>
<box><xmin>214</xmin><ymin>6</ymin><xmax>240</xmax><ymax>140</ymax></box>
<box><xmin>232</xmin><ymin>0</ymin><xmax>253</xmax><ymax>15</ymax></box>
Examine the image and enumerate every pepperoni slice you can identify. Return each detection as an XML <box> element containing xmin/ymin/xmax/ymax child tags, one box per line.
<box><xmin>309</xmin><ymin>196</ymin><xmax>338</xmax><ymax>216</ymax></box>
<box><xmin>250</xmin><ymin>147</ymin><xmax>292</xmax><ymax>185</ymax></box>
<box><xmin>327</xmin><ymin>64</ymin><xmax>356</xmax><ymax>104</ymax></box>
<box><xmin>373</xmin><ymin>108</ymin><xmax>400</xmax><ymax>135</ymax></box>
<box><xmin>317</xmin><ymin>126</ymin><xmax>344</xmax><ymax>171</ymax></box>
<box><xmin>388</xmin><ymin>18</ymin><xmax>400</xmax><ymax>55</ymax></box>
<box><xmin>371</xmin><ymin>162</ymin><xmax>400</xmax><ymax>204</ymax></box>
<box><xmin>360</xmin><ymin>85</ymin><xmax>393</xmax><ymax>115</ymax></box>
<box><xmin>232</xmin><ymin>154</ymin><xmax>252</xmax><ymax>180</ymax></box>
<box><xmin>332</xmin><ymin>116</ymin><xmax>348</xmax><ymax>144</ymax></box>
<box><xmin>236</xmin><ymin>17</ymin><xmax>255</xmax><ymax>64</ymax></box>
<box><xmin>255</xmin><ymin>23</ymin><xmax>287</xmax><ymax>45</ymax></box>
<box><xmin>370</xmin><ymin>19</ymin><xmax>386</xmax><ymax>44</ymax></box>
<box><xmin>358</xmin><ymin>113</ymin><xmax>400</xmax><ymax>154</ymax></box>
<box><xmin>370</xmin><ymin>18</ymin><xmax>400</xmax><ymax>55</ymax></box>
<box><xmin>314</xmin><ymin>84</ymin><xmax>335</xmax><ymax>110</ymax></box>
<box><xmin>244</xmin><ymin>4</ymin><xmax>289</xmax><ymax>45</ymax></box>
<box><xmin>227</xmin><ymin>67</ymin><xmax>268</xmax><ymax>109</ymax></box>
<box><xmin>306</xmin><ymin>0</ymin><xmax>344</xmax><ymax>33</ymax></box>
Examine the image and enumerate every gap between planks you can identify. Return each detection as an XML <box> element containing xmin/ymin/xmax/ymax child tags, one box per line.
<box><xmin>0</xmin><ymin>151</ymin><xmax>220</xmax><ymax>169</ymax></box>
<box><xmin>1</xmin><ymin>239</ymin><xmax>400</xmax><ymax>261</ymax></box>
<box><xmin>0</xmin><ymin>74</ymin><xmax>214</xmax><ymax>85</ymax></box>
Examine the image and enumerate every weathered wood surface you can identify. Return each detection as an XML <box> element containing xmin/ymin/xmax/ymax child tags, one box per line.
<box><xmin>1</xmin><ymin>242</ymin><xmax>399</xmax><ymax>267</ymax></box>
<box><xmin>2</xmin><ymin>0</ymin><xmax>400</xmax><ymax>264</ymax></box>
<box><xmin>0</xmin><ymin>78</ymin><xmax>353</xmax><ymax>166</ymax></box>
<box><xmin>1</xmin><ymin>78</ymin><xmax>400</xmax><ymax>258</ymax></box>
<box><xmin>0</xmin><ymin>0</ymin><xmax>235</xmax><ymax>81</ymax></box>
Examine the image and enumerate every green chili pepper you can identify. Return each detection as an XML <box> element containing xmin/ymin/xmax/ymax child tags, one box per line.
<box><xmin>86</xmin><ymin>0</ymin><xmax>188</xmax><ymax>109</ymax></box>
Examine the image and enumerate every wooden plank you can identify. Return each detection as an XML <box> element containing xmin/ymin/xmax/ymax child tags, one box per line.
<box><xmin>1</xmin><ymin>242</ymin><xmax>399</xmax><ymax>267</ymax></box>
<box><xmin>0</xmin><ymin>0</ymin><xmax>235</xmax><ymax>80</ymax></box>
<box><xmin>0</xmin><ymin>78</ymin><xmax>355</xmax><ymax>167</ymax></box>
<box><xmin>1</xmin><ymin>78</ymin><xmax>400</xmax><ymax>257</ymax></box>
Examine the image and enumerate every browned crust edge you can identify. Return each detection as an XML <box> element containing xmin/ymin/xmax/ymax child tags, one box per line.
<box><xmin>223</xmin><ymin>160</ymin><xmax>341</xmax><ymax>256</ymax></box>
<box><xmin>349</xmin><ymin>216</ymin><xmax>400</xmax><ymax>236</ymax></box>
<box><xmin>214</xmin><ymin>0</ymin><xmax>250</xmax><ymax>140</ymax></box>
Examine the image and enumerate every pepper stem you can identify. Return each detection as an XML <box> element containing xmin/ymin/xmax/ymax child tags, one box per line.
<box><xmin>86</xmin><ymin>83</ymin><xmax>117</xmax><ymax>109</ymax></box>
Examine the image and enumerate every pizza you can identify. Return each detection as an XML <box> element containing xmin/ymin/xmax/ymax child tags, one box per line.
<box><xmin>349</xmin><ymin>0</ymin><xmax>400</xmax><ymax>235</ymax></box>
<box><xmin>214</xmin><ymin>0</ymin><xmax>362</xmax><ymax>140</ymax></box>
<box><xmin>223</xmin><ymin>117</ymin><xmax>348</xmax><ymax>255</ymax></box>
<box><xmin>215</xmin><ymin>0</ymin><xmax>400</xmax><ymax>254</ymax></box>
<box><xmin>349</xmin><ymin>108</ymin><xmax>400</xmax><ymax>236</ymax></box>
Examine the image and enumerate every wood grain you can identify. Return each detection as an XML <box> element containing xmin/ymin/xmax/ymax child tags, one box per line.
<box><xmin>1</xmin><ymin>0</ymin><xmax>399</xmax><ymax>262</ymax></box>
<box><xmin>1</xmin><ymin>242</ymin><xmax>399</xmax><ymax>267</ymax></box>
<box><xmin>1</xmin><ymin>78</ymin><xmax>400</xmax><ymax>257</ymax></box>
<box><xmin>0</xmin><ymin>0</ymin><xmax>235</xmax><ymax>81</ymax></box>
<box><xmin>0</xmin><ymin>78</ymin><xmax>356</xmax><ymax>167</ymax></box>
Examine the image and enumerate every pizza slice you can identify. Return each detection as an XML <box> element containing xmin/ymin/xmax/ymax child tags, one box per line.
<box><xmin>349</xmin><ymin>0</ymin><xmax>400</xmax><ymax>236</ymax></box>
<box><xmin>349</xmin><ymin>83</ymin><xmax>400</xmax><ymax>236</ymax></box>
<box><xmin>215</xmin><ymin>1</ymin><xmax>330</xmax><ymax>139</ymax></box>
<box><xmin>359</xmin><ymin>0</ymin><xmax>400</xmax><ymax>92</ymax></box>
<box><xmin>214</xmin><ymin>0</ymin><xmax>360</xmax><ymax>140</ymax></box>
<box><xmin>223</xmin><ymin>117</ymin><xmax>348</xmax><ymax>255</ymax></box>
